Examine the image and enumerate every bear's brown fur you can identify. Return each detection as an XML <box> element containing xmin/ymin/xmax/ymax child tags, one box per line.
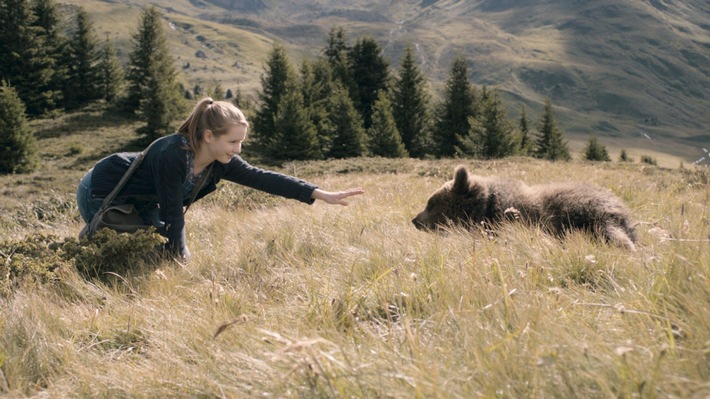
<box><xmin>412</xmin><ymin>165</ymin><xmax>637</xmax><ymax>250</ymax></box>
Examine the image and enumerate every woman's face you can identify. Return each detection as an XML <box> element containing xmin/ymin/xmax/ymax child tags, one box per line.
<box><xmin>205</xmin><ymin>125</ymin><xmax>248</xmax><ymax>164</ymax></box>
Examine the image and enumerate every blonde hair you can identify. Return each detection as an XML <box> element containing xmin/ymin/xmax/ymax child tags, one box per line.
<box><xmin>177</xmin><ymin>97</ymin><xmax>249</xmax><ymax>152</ymax></box>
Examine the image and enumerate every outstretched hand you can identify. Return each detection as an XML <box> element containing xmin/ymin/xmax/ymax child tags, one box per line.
<box><xmin>312</xmin><ymin>188</ymin><xmax>365</xmax><ymax>206</ymax></box>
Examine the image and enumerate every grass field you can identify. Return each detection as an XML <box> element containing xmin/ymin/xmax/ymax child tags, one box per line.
<box><xmin>1</xmin><ymin>105</ymin><xmax>709</xmax><ymax>397</ymax></box>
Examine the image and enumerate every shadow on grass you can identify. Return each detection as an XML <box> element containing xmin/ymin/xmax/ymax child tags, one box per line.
<box><xmin>34</xmin><ymin>107</ymin><xmax>139</xmax><ymax>140</ymax></box>
<box><xmin>69</xmin><ymin>136</ymin><xmax>151</xmax><ymax>169</ymax></box>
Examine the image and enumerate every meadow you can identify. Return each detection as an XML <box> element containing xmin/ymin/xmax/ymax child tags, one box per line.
<box><xmin>0</xmin><ymin>107</ymin><xmax>709</xmax><ymax>398</ymax></box>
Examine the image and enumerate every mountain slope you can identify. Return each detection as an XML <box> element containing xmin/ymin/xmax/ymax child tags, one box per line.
<box><xmin>70</xmin><ymin>0</ymin><xmax>710</xmax><ymax>164</ymax></box>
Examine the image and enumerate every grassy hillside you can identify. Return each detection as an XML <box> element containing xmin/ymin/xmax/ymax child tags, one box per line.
<box><xmin>1</xmin><ymin>103</ymin><xmax>710</xmax><ymax>397</ymax></box>
<box><xmin>56</xmin><ymin>0</ymin><xmax>710</xmax><ymax>165</ymax></box>
<box><xmin>190</xmin><ymin>0</ymin><xmax>710</xmax><ymax>161</ymax></box>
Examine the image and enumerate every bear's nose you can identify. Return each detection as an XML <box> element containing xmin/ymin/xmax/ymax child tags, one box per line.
<box><xmin>412</xmin><ymin>218</ymin><xmax>424</xmax><ymax>230</ymax></box>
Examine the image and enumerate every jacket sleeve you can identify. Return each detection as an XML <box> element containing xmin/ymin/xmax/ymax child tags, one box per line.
<box><xmin>221</xmin><ymin>156</ymin><xmax>317</xmax><ymax>204</ymax></box>
<box><xmin>153</xmin><ymin>149</ymin><xmax>189</xmax><ymax>258</ymax></box>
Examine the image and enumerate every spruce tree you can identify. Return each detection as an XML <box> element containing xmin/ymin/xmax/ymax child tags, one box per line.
<box><xmin>368</xmin><ymin>91</ymin><xmax>407</xmax><ymax>158</ymax></box>
<box><xmin>323</xmin><ymin>26</ymin><xmax>353</xmax><ymax>94</ymax></box>
<box><xmin>31</xmin><ymin>0</ymin><xmax>65</xmax><ymax>111</ymax></box>
<box><xmin>431</xmin><ymin>56</ymin><xmax>477</xmax><ymax>157</ymax></box>
<box><xmin>583</xmin><ymin>135</ymin><xmax>611</xmax><ymax>161</ymax></box>
<box><xmin>0</xmin><ymin>81</ymin><xmax>38</xmax><ymax>174</ymax></box>
<box><xmin>300</xmin><ymin>59</ymin><xmax>334</xmax><ymax>156</ymax></box>
<box><xmin>326</xmin><ymin>84</ymin><xmax>366</xmax><ymax>159</ymax></box>
<box><xmin>619</xmin><ymin>148</ymin><xmax>633</xmax><ymax>162</ymax></box>
<box><xmin>127</xmin><ymin>6</ymin><xmax>181</xmax><ymax>140</ymax></box>
<box><xmin>348</xmin><ymin>37</ymin><xmax>390</xmax><ymax>129</ymax></box>
<box><xmin>392</xmin><ymin>43</ymin><xmax>430</xmax><ymax>158</ymax></box>
<box><xmin>97</xmin><ymin>35</ymin><xmax>123</xmax><ymax>103</ymax></box>
<box><xmin>271</xmin><ymin>89</ymin><xmax>321</xmax><ymax>160</ymax></box>
<box><xmin>534</xmin><ymin>98</ymin><xmax>570</xmax><ymax>161</ymax></box>
<box><xmin>252</xmin><ymin>43</ymin><xmax>294</xmax><ymax>156</ymax></box>
<box><xmin>138</xmin><ymin>68</ymin><xmax>176</xmax><ymax>141</ymax></box>
<box><xmin>459</xmin><ymin>88</ymin><xmax>517</xmax><ymax>159</ymax></box>
<box><xmin>517</xmin><ymin>105</ymin><xmax>534</xmax><ymax>156</ymax></box>
<box><xmin>300</xmin><ymin>60</ymin><xmax>316</xmax><ymax>109</ymax></box>
<box><xmin>0</xmin><ymin>0</ymin><xmax>58</xmax><ymax>115</ymax></box>
<box><xmin>64</xmin><ymin>7</ymin><xmax>102</xmax><ymax>109</ymax></box>
<box><xmin>209</xmin><ymin>81</ymin><xmax>225</xmax><ymax>100</ymax></box>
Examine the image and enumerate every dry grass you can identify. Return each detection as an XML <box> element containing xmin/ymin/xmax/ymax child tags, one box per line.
<box><xmin>1</xmin><ymin>156</ymin><xmax>709</xmax><ymax>398</ymax></box>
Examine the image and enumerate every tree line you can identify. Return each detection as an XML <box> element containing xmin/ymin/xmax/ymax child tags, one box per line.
<box><xmin>1</xmin><ymin>1</ymin><xmax>616</xmax><ymax>174</ymax></box>
<box><xmin>0</xmin><ymin>1</ymin><xmax>184</xmax><ymax>173</ymax></box>
<box><xmin>249</xmin><ymin>27</ymin><xmax>574</xmax><ymax>163</ymax></box>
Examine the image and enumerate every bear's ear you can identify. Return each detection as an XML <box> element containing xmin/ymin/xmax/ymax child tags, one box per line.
<box><xmin>452</xmin><ymin>165</ymin><xmax>470</xmax><ymax>195</ymax></box>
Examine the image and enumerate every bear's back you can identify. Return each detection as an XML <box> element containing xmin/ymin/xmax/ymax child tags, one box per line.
<box><xmin>475</xmin><ymin>176</ymin><xmax>542</xmax><ymax>220</ymax></box>
<box><xmin>531</xmin><ymin>181</ymin><xmax>633</xmax><ymax>234</ymax></box>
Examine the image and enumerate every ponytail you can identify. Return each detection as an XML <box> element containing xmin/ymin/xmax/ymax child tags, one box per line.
<box><xmin>177</xmin><ymin>97</ymin><xmax>248</xmax><ymax>153</ymax></box>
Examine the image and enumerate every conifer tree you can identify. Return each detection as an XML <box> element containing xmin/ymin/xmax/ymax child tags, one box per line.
<box><xmin>392</xmin><ymin>43</ymin><xmax>430</xmax><ymax>158</ymax></box>
<box><xmin>534</xmin><ymin>98</ymin><xmax>570</xmax><ymax>161</ymax></box>
<box><xmin>138</xmin><ymin>68</ymin><xmax>177</xmax><ymax>141</ymax></box>
<box><xmin>97</xmin><ymin>35</ymin><xmax>123</xmax><ymax>103</ymax></box>
<box><xmin>126</xmin><ymin>6</ymin><xmax>181</xmax><ymax>140</ymax></box>
<box><xmin>348</xmin><ymin>37</ymin><xmax>390</xmax><ymax>129</ymax></box>
<box><xmin>0</xmin><ymin>0</ymin><xmax>59</xmax><ymax>115</ymax></box>
<box><xmin>126</xmin><ymin>7</ymin><xmax>179</xmax><ymax>110</ymax></box>
<box><xmin>271</xmin><ymin>88</ymin><xmax>321</xmax><ymax>160</ymax></box>
<box><xmin>517</xmin><ymin>105</ymin><xmax>534</xmax><ymax>156</ymax></box>
<box><xmin>233</xmin><ymin>86</ymin><xmax>254</xmax><ymax>113</ymax></box>
<box><xmin>300</xmin><ymin>60</ymin><xmax>316</xmax><ymax>109</ymax></box>
<box><xmin>459</xmin><ymin>88</ymin><xmax>517</xmax><ymax>159</ymax></box>
<box><xmin>619</xmin><ymin>148</ymin><xmax>633</xmax><ymax>162</ymax></box>
<box><xmin>368</xmin><ymin>91</ymin><xmax>407</xmax><ymax>158</ymax></box>
<box><xmin>583</xmin><ymin>135</ymin><xmax>611</xmax><ymax>161</ymax></box>
<box><xmin>208</xmin><ymin>81</ymin><xmax>225</xmax><ymax>100</ymax></box>
<box><xmin>252</xmin><ymin>43</ymin><xmax>294</xmax><ymax>157</ymax></box>
<box><xmin>64</xmin><ymin>7</ymin><xmax>102</xmax><ymax>109</ymax></box>
<box><xmin>300</xmin><ymin>59</ymin><xmax>333</xmax><ymax>156</ymax></box>
<box><xmin>0</xmin><ymin>81</ymin><xmax>38</xmax><ymax>174</ymax></box>
<box><xmin>31</xmin><ymin>0</ymin><xmax>65</xmax><ymax>111</ymax></box>
<box><xmin>323</xmin><ymin>27</ymin><xmax>353</xmax><ymax>94</ymax></box>
<box><xmin>324</xmin><ymin>26</ymin><xmax>348</xmax><ymax>62</ymax></box>
<box><xmin>431</xmin><ymin>56</ymin><xmax>477</xmax><ymax>157</ymax></box>
<box><xmin>326</xmin><ymin>84</ymin><xmax>366</xmax><ymax>159</ymax></box>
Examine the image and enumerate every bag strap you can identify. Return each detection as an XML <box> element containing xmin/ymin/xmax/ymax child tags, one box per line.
<box><xmin>91</xmin><ymin>139</ymin><xmax>210</xmax><ymax>226</ymax></box>
<box><xmin>94</xmin><ymin>139</ymin><xmax>159</xmax><ymax>217</ymax></box>
<box><xmin>183</xmin><ymin>162</ymin><xmax>213</xmax><ymax>214</ymax></box>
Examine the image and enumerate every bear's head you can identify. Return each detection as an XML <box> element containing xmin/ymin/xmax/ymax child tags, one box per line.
<box><xmin>412</xmin><ymin>165</ymin><xmax>488</xmax><ymax>231</ymax></box>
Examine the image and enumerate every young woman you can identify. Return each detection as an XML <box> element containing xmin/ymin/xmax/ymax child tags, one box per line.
<box><xmin>77</xmin><ymin>97</ymin><xmax>364</xmax><ymax>260</ymax></box>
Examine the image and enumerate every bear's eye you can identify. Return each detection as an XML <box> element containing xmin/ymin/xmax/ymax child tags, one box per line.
<box><xmin>425</xmin><ymin>201</ymin><xmax>434</xmax><ymax>212</ymax></box>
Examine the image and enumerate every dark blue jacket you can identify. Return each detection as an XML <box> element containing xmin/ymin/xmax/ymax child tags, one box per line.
<box><xmin>90</xmin><ymin>133</ymin><xmax>317</xmax><ymax>256</ymax></box>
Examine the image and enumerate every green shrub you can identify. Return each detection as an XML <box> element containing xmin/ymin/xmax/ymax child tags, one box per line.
<box><xmin>641</xmin><ymin>154</ymin><xmax>657</xmax><ymax>165</ymax></box>
<box><xmin>0</xmin><ymin>234</ymin><xmax>70</xmax><ymax>297</ymax></box>
<box><xmin>618</xmin><ymin>148</ymin><xmax>633</xmax><ymax>162</ymax></box>
<box><xmin>67</xmin><ymin>143</ymin><xmax>84</xmax><ymax>156</ymax></box>
<box><xmin>0</xmin><ymin>229</ymin><xmax>167</xmax><ymax>296</ymax></box>
<box><xmin>61</xmin><ymin>228</ymin><xmax>166</xmax><ymax>278</ymax></box>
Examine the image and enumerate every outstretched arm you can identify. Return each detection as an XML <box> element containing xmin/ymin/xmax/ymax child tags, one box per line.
<box><xmin>311</xmin><ymin>188</ymin><xmax>365</xmax><ymax>206</ymax></box>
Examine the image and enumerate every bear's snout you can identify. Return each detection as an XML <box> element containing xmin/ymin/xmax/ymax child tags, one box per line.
<box><xmin>412</xmin><ymin>214</ymin><xmax>431</xmax><ymax>230</ymax></box>
<box><xmin>412</xmin><ymin>217</ymin><xmax>425</xmax><ymax>230</ymax></box>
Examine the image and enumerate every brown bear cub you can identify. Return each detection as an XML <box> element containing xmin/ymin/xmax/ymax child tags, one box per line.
<box><xmin>412</xmin><ymin>165</ymin><xmax>637</xmax><ymax>250</ymax></box>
